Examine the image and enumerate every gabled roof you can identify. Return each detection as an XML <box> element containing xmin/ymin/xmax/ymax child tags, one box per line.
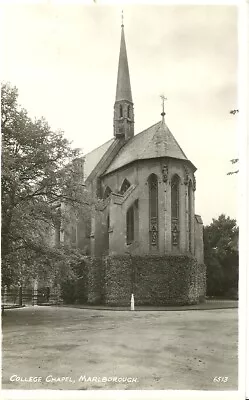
<box><xmin>104</xmin><ymin>119</ymin><xmax>196</xmax><ymax>175</ymax></box>
<box><xmin>84</xmin><ymin>138</ymin><xmax>115</xmax><ymax>180</ymax></box>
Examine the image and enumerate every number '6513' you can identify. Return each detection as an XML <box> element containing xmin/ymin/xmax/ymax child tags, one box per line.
<box><xmin>213</xmin><ymin>376</ymin><xmax>228</xmax><ymax>383</ymax></box>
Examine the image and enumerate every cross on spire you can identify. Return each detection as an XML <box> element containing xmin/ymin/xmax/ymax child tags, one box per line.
<box><xmin>160</xmin><ymin>94</ymin><xmax>167</xmax><ymax>119</ymax></box>
<box><xmin>121</xmin><ymin>10</ymin><xmax>124</xmax><ymax>27</ymax></box>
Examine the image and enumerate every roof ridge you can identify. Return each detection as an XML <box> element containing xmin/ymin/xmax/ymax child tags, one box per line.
<box><xmin>136</xmin><ymin>120</ymin><xmax>161</xmax><ymax>137</ymax></box>
<box><xmin>107</xmin><ymin>121</ymin><xmax>161</xmax><ymax>162</ymax></box>
<box><xmin>84</xmin><ymin>137</ymin><xmax>115</xmax><ymax>157</ymax></box>
<box><xmin>167</xmin><ymin>129</ymin><xmax>188</xmax><ymax>159</ymax></box>
<box><xmin>138</xmin><ymin>121</ymin><xmax>163</xmax><ymax>159</ymax></box>
<box><xmin>156</xmin><ymin>120</ymin><xmax>188</xmax><ymax>160</ymax></box>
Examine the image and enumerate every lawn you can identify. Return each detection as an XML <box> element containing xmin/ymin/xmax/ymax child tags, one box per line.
<box><xmin>2</xmin><ymin>306</ymin><xmax>238</xmax><ymax>390</ymax></box>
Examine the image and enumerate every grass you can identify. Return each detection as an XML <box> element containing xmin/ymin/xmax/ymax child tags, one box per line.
<box><xmin>2</xmin><ymin>306</ymin><xmax>238</xmax><ymax>390</ymax></box>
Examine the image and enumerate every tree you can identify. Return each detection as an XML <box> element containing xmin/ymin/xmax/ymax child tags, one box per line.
<box><xmin>204</xmin><ymin>214</ymin><xmax>238</xmax><ymax>298</ymax></box>
<box><xmin>1</xmin><ymin>83</ymin><xmax>90</xmax><ymax>287</ymax></box>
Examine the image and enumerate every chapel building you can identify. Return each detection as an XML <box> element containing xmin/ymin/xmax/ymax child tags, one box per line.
<box><xmin>63</xmin><ymin>22</ymin><xmax>206</xmax><ymax>306</ymax></box>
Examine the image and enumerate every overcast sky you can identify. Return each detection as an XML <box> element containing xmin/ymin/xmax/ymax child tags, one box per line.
<box><xmin>1</xmin><ymin>2</ymin><xmax>238</xmax><ymax>225</ymax></box>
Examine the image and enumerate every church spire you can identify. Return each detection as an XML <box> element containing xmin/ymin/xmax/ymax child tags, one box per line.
<box><xmin>115</xmin><ymin>18</ymin><xmax>132</xmax><ymax>103</ymax></box>
<box><xmin>114</xmin><ymin>14</ymin><xmax>134</xmax><ymax>140</ymax></box>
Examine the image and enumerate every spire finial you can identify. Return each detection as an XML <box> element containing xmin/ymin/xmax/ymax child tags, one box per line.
<box><xmin>121</xmin><ymin>10</ymin><xmax>124</xmax><ymax>28</ymax></box>
<box><xmin>160</xmin><ymin>94</ymin><xmax>167</xmax><ymax>120</ymax></box>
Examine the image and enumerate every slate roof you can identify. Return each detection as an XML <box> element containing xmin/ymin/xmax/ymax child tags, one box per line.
<box><xmin>84</xmin><ymin>138</ymin><xmax>115</xmax><ymax>179</ymax></box>
<box><xmin>104</xmin><ymin>119</ymin><xmax>195</xmax><ymax>175</ymax></box>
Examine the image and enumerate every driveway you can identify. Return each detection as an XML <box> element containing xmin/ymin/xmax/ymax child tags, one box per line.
<box><xmin>2</xmin><ymin>306</ymin><xmax>238</xmax><ymax>390</ymax></box>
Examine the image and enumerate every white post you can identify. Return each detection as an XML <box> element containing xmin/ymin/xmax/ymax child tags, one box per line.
<box><xmin>131</xmin><ymin>293</ymin><xmax>135</xmax><ymax>311</ymax></box>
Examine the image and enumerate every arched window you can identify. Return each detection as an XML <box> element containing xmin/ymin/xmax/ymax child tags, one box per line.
<box><xmin>126</xmin><ymin>200</ymin><xmax>139</xmax><ymax>245</ymax></box>
<box><xmin>127</xmin><ymin>105</ymin><xmax>130</xmax><ymax>119</ymax></box>
<box><xmin>103</xmin><ymin>186</ymin><xmax>112</xmax><ymax>200</ymax></box>
<box><xmin>120</xmin><ymin>178</ymin><xmax>131</xmax><ymax>195</ymax></box>
<box><xmin>119</xmin><ymin>104</ymin><xmax>123</xmax><ymax>118</ymax></box>
<box><xmin>148</xmin><ymin>174</ymin><xmax>158</xmax><ymax>248</ymax></box>
<box><xmin>188</xmin><ymin>180</ymin><xmax>193</xmax><ymax>252</ymax></box>
<box><xmin>126</xmin><ymin>205</ymin><xmax>134</xmax><ymax>245</ymax></box>
<box><xmin>171</xmin><ymin>174</ymin><xmax>180</xmax><ymax>247</ymax></box>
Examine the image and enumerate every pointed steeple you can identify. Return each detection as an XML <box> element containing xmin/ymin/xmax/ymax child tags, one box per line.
<box><xmin>114</xmin><ymin>16</ymin><xmax>134</xmax><ymax>141</ymax></box>
<box><xmin>115</xmin><ymin>26</ymin><xmax>133</xmax><ymax>102</ymax></box>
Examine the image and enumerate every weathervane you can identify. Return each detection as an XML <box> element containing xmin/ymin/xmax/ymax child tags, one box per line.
<box><xmin>160</xmin><ymin>94</ymin><xmax>167</xmax><ymax>119</ymax></box>
<box><xmin>121</xmin><ymin>10</ymin><xmax>124</xmax><ymax>28</ymax></box>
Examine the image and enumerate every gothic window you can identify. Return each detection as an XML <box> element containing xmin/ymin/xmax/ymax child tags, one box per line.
<box><xmin>148</xmin><ymin>173</ymin><xmax>158</xmax><ymax>248</ymax></box>
<box><xmin>126</xmin><ymin>205</ymin><xmax>134</xmax><ymax>245</ymax></box>
<box><xmin>127</xmin><ymin>105</ymin><xmax>130</xmax><ymax>119</ymax></box>
<box><xmin>171</xmin><ymin>174</ymin><xmax>180</xmax><ymax>247</ymax></box>
<box><xmin>120</xmin><ymin>178</ymin><xmax>131</xmax><ymax>195</ymax></box>
<box><xmin>119</xmin><ymin>104</ymin><xmax>123</xmax><ymax>118</ymax></box>
<box><xmin>103</xmin><ymin>186</ymin><xmax>112</xmax><ymax>199</ymax></box>
<box><xmin>188</xmin><ymin>180</ymin><xmax>193</xmax><ymax>252</ymax></box>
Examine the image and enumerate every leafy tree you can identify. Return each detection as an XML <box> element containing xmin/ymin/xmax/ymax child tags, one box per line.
<box><xmin>204</xmin><ymin>214</ymin><xmax>238</xmax><ymax>298</ymax></box>
<box><xmin>1</xmin><ymin>83</ymin><xmax>90</xmax><ymax>287</ymax></box>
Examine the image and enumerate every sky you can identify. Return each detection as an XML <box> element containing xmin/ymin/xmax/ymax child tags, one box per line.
<box><xmin>1</xmin><ymin>2</ymin><xmax>239</xmax><ymax>225</ymax></box>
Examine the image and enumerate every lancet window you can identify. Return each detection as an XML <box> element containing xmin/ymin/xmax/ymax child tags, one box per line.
<box><xmin>148</xmin><ymin>174</ymin><xmax>158</xmax><ymax>248</ymax></box>
<box><xmin>188</xmin><ymin>180</ymin><xmax>193</xmax><ymax>252</ymax></box>
<box><xmin>119</xmin><ymin>105</ymin><xmax>123</xmax><ymax>118</ymax></box>
<box><xmin>120</xmin><ymin>178</ymin><xmax>131</xmax><ymax>195</ymax></box>
<box><xmin>126</xmin><ymin>205</ymin><xmax>134</xmax><ymax>245</ymax></box>
<box><xmin>171</xmin><ymin>174</ymin><xmax>180</xmax><ymax>247</ymax></box>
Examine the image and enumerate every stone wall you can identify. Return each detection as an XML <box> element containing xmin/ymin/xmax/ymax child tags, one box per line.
<box><xmin>101</xmin><ymin>158</ymin><xmax>196</xmax><ymax>256</ymax></box>
<box><xmin>86</xmin><ymin>254</ymin><xmax>206</xmax><ymax>306</ymax></box>
<box><xmin>194</xmin><ymin>215</ymin><xmax>204</xmax><ymax>264</ymax></box>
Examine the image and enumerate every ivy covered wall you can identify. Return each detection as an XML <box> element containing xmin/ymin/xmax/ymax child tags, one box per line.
<box><xmin>86</xmin><ymin>255</ymin><xmax>206</xmax><ymax>306</ymax></box>
<box><xmin>60</xmin><ymin>255</ymin><xmax>206</xmax><ymax>306</ymax></box>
